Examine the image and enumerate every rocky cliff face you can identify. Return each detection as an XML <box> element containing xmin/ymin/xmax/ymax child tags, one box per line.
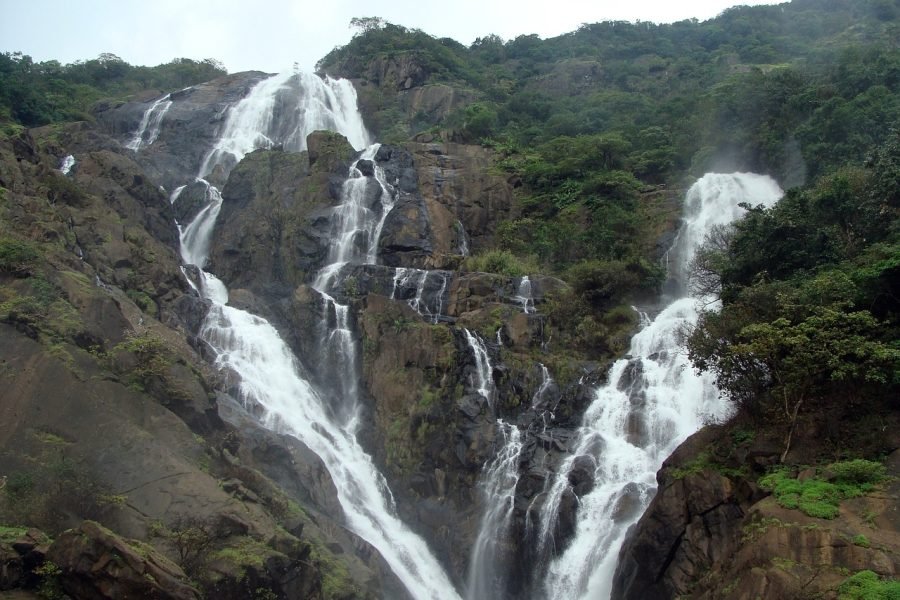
<box><xmin>0</xmin><ymin>117</ymin><xmax>400</xmax><ymax>598</ymax></box>
<box><xmin>613</xmin><ymin>423</ymin><xmax>900</xmax><ymax>600</ymax></box>
<box><xmin>4</xmin><ymin>67</ymin><xmax>895</xmax><ymax>600</ymax></box>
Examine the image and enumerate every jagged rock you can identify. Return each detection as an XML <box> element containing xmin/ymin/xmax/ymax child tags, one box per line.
<box><xmin>47</xmin><ymin>521</ymin><xmax>200</xmax><ymax>600</ymax></box>
<box><xmin>208</xmin><ymin>145</ymin><xmax>336</xmax><ymax>293</ymax></box>
<box><xmin>93</xmin><ymin>72</ymin><xmax>270</xmax><ymax>190</ymax></box>
<box><xmin>378</xmin><ymin>195</ymin><xmax>433</xmax><ymax>266</ymax></box>
<box><xmin>172</xmin><ymin>179</ymin><xmax>214</xmax><ymax>224</ymax></box>
<box><xmin>356</xmin><ymin>158</ymin><xmax>375</xmax><ymax>176</ymax></box>
<box><xmin>568</xmin><ymin>455</ymin><xmax>597</xmax><ymax>497</ymax></box>
<box><xmin>407</xmin><ymin>142</ymin><xmax>517</xmax><ymax>254</ymax></box>
<box><xmin>307</xmin><ymin>129</ymin><xmax>355</xmax><ymax>172</ymax></box>
<box><xmin>364</xmin><ymin>54</ymin><xmax>427</xmax><ymax>91</ymax></box>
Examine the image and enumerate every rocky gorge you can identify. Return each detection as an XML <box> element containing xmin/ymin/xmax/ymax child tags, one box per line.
<box><xmin>1</xmin><ymin>28</ymin><xmax>898</xmax><ymax>600</ymax></box>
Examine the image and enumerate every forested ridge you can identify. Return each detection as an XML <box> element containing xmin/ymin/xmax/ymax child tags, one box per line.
<box><xmin>315</xmin><ymin>0</ymin><xmax>900</xmax><ymax>436</ymax></box>
<box><xmin>0</xmin><ymin>0</ymin><xmax>899</xmax><ymax>597</ymax></box>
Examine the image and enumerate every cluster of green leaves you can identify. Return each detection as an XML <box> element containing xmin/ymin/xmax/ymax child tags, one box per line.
<box><xmin>839</xmin><ymin>570</ymin><xmax>900</xmax><ymax>600</ymax></box>
<box><xmin>0</xmin><ymin>235</ymin><xmax>41</xmax><ymax>275</ymax></box>
<box><xmin>462</xmin><ymin>249</ymin><xmax>539</xmax><ymax>277</ymax></box>
<box><xmin>759</xmin><ymin>459</ymin><xmax>887</xmax><ymax>519</ymax></box>
<box><xmin>0</xmin><ymin>52</ymin><xmax>226</xmax><ymax>128</ymax></box>
<box><xmin>687</xmin><ymin>131</ymin><xmax>900</xmax><ymax>427</ymax></box>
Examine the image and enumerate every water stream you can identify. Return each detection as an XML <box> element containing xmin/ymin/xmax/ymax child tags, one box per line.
<box><xmin>537</xmin><ymin>172</ymin><xmax>783</xmax><ymax>599</ymax></box>
<box><xmin>169</xmin><ymin>71</ymin><xmax>459</xmax><ymax>600</ymax></box>
<box><xmin>127</xmin><ymin>93</ymin><xmax>172</xmax><ymax>151</ymax></box>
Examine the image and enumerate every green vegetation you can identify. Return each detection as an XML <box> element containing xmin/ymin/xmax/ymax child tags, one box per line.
<box><xmin>687</xmin><ymin>130</ymin><xmax>900</xmax><ymax>456</ymax></box>
<box><xmin>0</xmin><ymin>524</ymin><xmax>28</xmax><ymax>542</ymax></box>
<box><xmin>112</xmin><ymin>330</ymin><xmax>174</xmax><ymax>390</ymax></box>
<box><xmin>838</xmin><ymin>570</ymin><xmax>900</xmax><ymax>600</ymax></box>
<box><xmin>462</xmin><ymin>249</ymin><xmax>539</xmax><ymax>277</ymax></box>
<box><xmin>0</xmin><ymin>52</ymin><xmax>226</xmax><ymax>128</ymax></box>
<box><xmin>759</xmin><ymin>459</ymin><xmax>887</xmax><ymax>519</ymax></box>
<box><xmin>0</xmin><ymin>236</ymin><xmax>41</xmax><ymax>275</ymax></box>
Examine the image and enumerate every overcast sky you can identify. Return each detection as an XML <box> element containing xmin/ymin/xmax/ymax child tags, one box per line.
<box><xmin>1</xmin><ymin>0</ymin><xmax>784</xmax><ymax>73</ymax></box>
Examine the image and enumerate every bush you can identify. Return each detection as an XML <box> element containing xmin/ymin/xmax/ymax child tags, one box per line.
<box><xmin>462</xmin><ymin>249</ymin><xmax>539</xmax><ymax>277</ymax></box>
<box><xmin>0</xmin><ymin>236</ymin><xmax>40</xmax><ymax>276</ymax></box>
<box><xmin>838</xmin><ymin>570</ymin><xmax>900</xmax><ymax>600</ymax></box>
<box><xmin>760</xmin><ymin>459</ymin><xmax>888</xmax><ymax>520</ymax></box>
<box><xmin>827</xmin><ymin>459</ymin><xmax>887</xmax><ymax>485</ymax></box>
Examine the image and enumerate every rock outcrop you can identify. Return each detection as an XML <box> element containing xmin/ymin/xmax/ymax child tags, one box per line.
<box><xmin>613</xmin><ymin>426</ymin><xmax>900</xmax><ymax>600</ymax></box>
<box><xmin>94</xmin><ymin>71</ymin><xmax>269</xmax><ymax>189</ymax></box>
<box><xmin>0</xmin><ymin>122</ymin><xmax>394</xmax><ymax>598</ymax></box>
<box><xmin>47</xmin><ymin>521</ymin><xmax>200</xmax><ymax>600</ymax></box>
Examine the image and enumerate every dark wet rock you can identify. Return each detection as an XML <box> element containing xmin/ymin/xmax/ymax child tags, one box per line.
<box><xmin>172</xmin><ymin>179</ymin><xmax>214</xmax><ymax>224</ymax></box>
<box><xmin>356</xmin><ymin>158</ymin><xmax>375</xmax><ymax>176</ymax></box>
<box><xmin>568</xmin><ymin>455</ymin><xmax>597</xmax><ymax>497</ymax></box>
<box><xmin>94</xmin><ymin>71</ymin><xmax>270</xmax><ymax>190</ymax></box>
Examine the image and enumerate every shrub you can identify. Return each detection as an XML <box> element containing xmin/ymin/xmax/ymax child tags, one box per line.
<box><xmin>0</xmin><ymin>236</ymin><xmax>40</xmax><ymax>276</ymax></box>
<box><xmin>760</xmin><ymin>459</ymin><xmax>888</xmax><ymax>520</ymax></box>
<box><xmin>462</xmin><ymin>249</ymin><xmax>539</xmax><ymax>277</ymax></box>
<box><xmin>827</xmin><ymin>459</ymin><xmax>887</xmax><ymax>485</ymax></box>
<box><xmin>838</xmin><ymin>570</ymin><xmax>900</xmax><ymax>600</ymax></box>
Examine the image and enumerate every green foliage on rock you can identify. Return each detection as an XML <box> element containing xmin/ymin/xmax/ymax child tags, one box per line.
<box><xmin>838</xmin><ymin>570</ymin><xmax>900</xmax><ymax>600</ymax></box>
<box><xmin>759</xmin><ymin>459</ymin><xmax>887</xmax><ymax>519</ymax></box>
<box><xmin>0</xmin><ymin>52</ymin><xmax>226</xmax><ymax>128</ymax></box>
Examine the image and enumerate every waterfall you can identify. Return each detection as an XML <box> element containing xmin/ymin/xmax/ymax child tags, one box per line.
<box><xmin>531</xmin><ymin>364</ymin><xmax>554</xmax><ymax>410</ymax></box>
<box><xmin>457</xmin><ymin>220</ymin><xmax>470</xmax><ymax>256</ymax></box>
<box><xmin>466</xmin><ymin>421</ymin><xmax>524</xmax><ymax>600</ymax></box>
<box><xmin>538</xmin><ymin>173</ymin><xmax>783</xmax><ymax>600</ymax></box>
<box><xmin>199</xmin><ymin>72</ymin><xmax>370</xmax><ymax>178</ymax></box>
<box><xmin>463</xmin><ymin>329</ymin><xmax>494</xmax><ymax>407</ymax></box>
<box><xmin>58</xmin><ymin>154</ymin><xmax>76</xmax><ymax>175</ymax></box>
<box><xmin>169</xmin><ymin>185</ymin><xmax>186</xmax><ymax>205</ymax></box>
<box><xmin>178</xmin><ymin>180</ymin><xmax>223</xmax><ymax>269</ymax></box>
<box><xmin>174</xmin><ymin>71</ymin><xmax>459</xmax><ymax>600</ymax></box>
<box><xmin>127</xmin><ymin>94</ymin><xmax>172</xmax><ymax>151</ymax></box>
<box><xmin>390</xmin><ymin>268</ymin><xmax>451</xmax><ymax>324</ymax></box>
<box><xmin>314</xmin><ymin>143</ymin><xmax>394</xmax><ymax>290</ymax></box>
<box><xmin>515</xmin><ymin>276</ymin><xmax>535</xmax><ymax>314</ymax></box>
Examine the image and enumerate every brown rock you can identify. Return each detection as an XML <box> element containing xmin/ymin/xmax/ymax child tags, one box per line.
<box><xmin>47</xmin><ymin>521</ymin><xmax>199</xmax><ymax>600</ymax></box>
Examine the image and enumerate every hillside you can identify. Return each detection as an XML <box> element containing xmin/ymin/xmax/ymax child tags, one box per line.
<box><xmin>0</xmin><ymin>1</ymin><xmax>898</xmax><ymax>599</ymax></box>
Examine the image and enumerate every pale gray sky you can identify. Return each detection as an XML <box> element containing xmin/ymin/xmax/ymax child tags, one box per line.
<box><xmin>0</xmin><ymin>0</ymin><xmax>784</xmax><ymax>73</ymax></box>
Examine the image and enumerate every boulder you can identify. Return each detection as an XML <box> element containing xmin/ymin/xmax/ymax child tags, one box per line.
<box><xmin>47</xmin><ymin>521</ymin><xmax>199</xmax><ymax>600</ymax></box>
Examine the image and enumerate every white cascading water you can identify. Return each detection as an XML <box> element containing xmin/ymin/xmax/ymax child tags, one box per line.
<box><xmin>531</xmin><ymin>364</ymin><xmax>554</xmax><ymax>410</ymax></box>
<box><xmin>466</xmin><ymin>421</ymin><xmax>524</xmax><ymax>600</ymax></box>
<box><xmin>200</xmin><ymin>71</ymin><xmax>370</xmax><ymax>178</ymax></box>
<box><xmin>172</xmin><ymin>72</ymin><xmax>459</xmax><ymax>600</ymax></box>
<box><xmin>463</xmin><ymin>329</ymin><xmax>495</xmax><ymax>407</ymax></box>
<box><xmin>127</xmin><ymin>94</ymin><xmax>172</xmax><ymax>151</ymax></box>
<box><xmin>178</xmin><ymin>180</ymin><xmax>223</xmax><ymax>268</ymax></box>
<box><xmin>515</xmin><ymin>276</ymin><xmax>535</xmax><ymax>314</ymax></box>
<box><xmin>58</xmin><ymin>155</ymin><xmax>76</xmax><ymax>175</ymax></box>
<box><xmin>457</xmin><ymin>220</ymin><xmax>470</xmax><ymax>256</ymax></box>
<box><xmin>538</xmin><ymin>173</ymin><xmax>783</xmax><ymax>600</ymax></box>
<box><xmin>314</xmin><ymin>143</ymin><xmax>394</xmax><ymax>289</ymax></box>
<box><xmin>390</xmin><ymin>268</ymin><xmax>451</xmax><ymax>324</ymax></box>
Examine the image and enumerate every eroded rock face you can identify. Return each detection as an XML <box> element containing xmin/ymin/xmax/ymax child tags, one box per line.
<box><xmin>0</xmin><ymin>122</ymin><xmax>395</xmax><ymax>599</ymax></box>
<box><xmin>48</xmin><ymin>521</ymin><xmax>200</xmax><ymax>600</ymax></box>
<box><xmin>613</xmin><ymin>430</ymin><xmax>900</xmax><ymax>600</ymax></box>
<box><xmin>408</xmin><ymin>142</ymin><xmax>517</xmax><ymax>256</ymax></box>
<box><xmin>94</xmin><ymin>71</ymin><xmax>270</xmax><ymax>190</ymax></box>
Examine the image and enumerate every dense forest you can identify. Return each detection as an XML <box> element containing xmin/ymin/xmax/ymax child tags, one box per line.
<box><xmin>0</xmin><ymin>0</ymin><xmax>898</xmax><ymax>597</ymax></box>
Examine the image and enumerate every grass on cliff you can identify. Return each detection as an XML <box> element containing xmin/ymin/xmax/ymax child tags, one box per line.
<box><xmin>839</xmin><ymin>570</ymin><xmax>900</xmax><ymax>600</ymax></box>
<box><xmin>760</xmin><ymin>459</ymin><xmax>888</xmax><ymax>520</ymax></box>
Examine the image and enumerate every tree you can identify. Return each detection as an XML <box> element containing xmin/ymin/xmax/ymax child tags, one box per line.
<box><xmin>349</xmin><ymin>16</ymin><xmax>385</xmax><ymax>35</ymax></box>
